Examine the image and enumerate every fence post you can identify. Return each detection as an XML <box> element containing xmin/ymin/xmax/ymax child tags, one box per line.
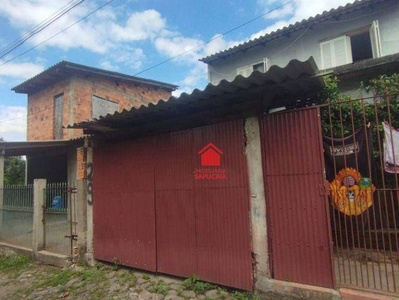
<box><xmin>76</xmin><ymin>179</ymin><xmax>87</xmax><ymax>263</ymax></box>
<box><xmin>32</xmin><ymin>179</ymin><xmax>46</xmax><ymax>256</ymax></box>
<box><xmin>0</xmin><ymin>151</ymin><xmax>4</xmax><ymax>231</ymax></box>
<box><xmin>85</xmin><ymin>146</ymin><xmax>94</xmax><ymax>265</ymax></box>
<box><xmin>244</xmin><ymin>117</ymin><xmax>270</xmax><ymax>288</ymax></box>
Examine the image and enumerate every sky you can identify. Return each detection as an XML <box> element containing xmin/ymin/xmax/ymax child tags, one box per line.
<box><xmin>0</xmin><ymin>0</ymin><xmax>354</xmax><ymax>141</ymax></box>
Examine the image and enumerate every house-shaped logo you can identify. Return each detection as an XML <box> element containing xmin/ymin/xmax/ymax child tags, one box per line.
<box><xmin>198</xmin><ymin>143</ymin><xmax>223</xmax><ymax>166</ymax></box>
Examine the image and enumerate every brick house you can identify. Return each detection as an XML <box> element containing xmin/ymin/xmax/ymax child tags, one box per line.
<box><xmin>12</xmin><ymin>61</ymin><xmax>178</xmax><ymax>141</ymax></box>
<box><xmin>9</xmin><ymin>61</ymin><xmax>177</xmax><ymax>183</ymax></box>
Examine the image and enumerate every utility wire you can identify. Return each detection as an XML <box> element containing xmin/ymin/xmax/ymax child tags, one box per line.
<box><xmin>0</xmin><ymin>0</ymin><xmax>114</xmax><ymax>67</ymax></box>
<box><xmin>0</xmin><ymin>0</ymin><xmax>292</xmax><ymax>124</ymax></box>
<box><xmin>133</xmin><ymin>0</ymin><xmax>295</xmax><ymax>76</ymax></box>
<box><xmin>0</xmin><ymin>0</ymin><xmax>84</xmax><ymax>59</ymax></box>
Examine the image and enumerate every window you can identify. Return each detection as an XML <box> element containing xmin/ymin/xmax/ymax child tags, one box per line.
<box><xmin>54</xmin><ymin>94</ymin><xmax>64</xmax><ymax>139</ymax></box>
<box><xmin>237</xmin><ymin>58</ymin><xmax>270</xmax><ymax>77</ymax></box>
<box><xmin>320</xmin><ymin>20</ymin><xmax>382</xmax><ymax>69</ymax></box>
<box><xmin>92</xmin><ymin>95</ymin><xmax>119</xmax><ymax>119</ymax></box>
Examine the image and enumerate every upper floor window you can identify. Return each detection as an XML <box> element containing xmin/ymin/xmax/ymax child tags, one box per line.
<box><xmin>320</xmin><ymin>20</ymin><xmax>382</xmax><ymax>69</ymax></box>
<box><xmin>92</xmin><ymin>95</ymin><xmax>119</xmax><ymax>119</ymax></box>
<box><xmin>236</xmin><ymin>58</ymin><xmax>271</xmax><ymax>77</ymax></box>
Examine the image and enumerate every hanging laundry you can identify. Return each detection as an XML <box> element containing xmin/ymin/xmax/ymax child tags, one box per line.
<box><xmin>323</xmin><ymin>128</ymin><xmax>375</xmax><ymax>182</ymax></box>
<box><xmin>383</xmin><ymin>121</ymin><xmax>399</xmax><ymax>173</ymax></box>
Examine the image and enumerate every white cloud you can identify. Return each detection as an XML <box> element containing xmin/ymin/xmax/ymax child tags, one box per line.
<box><xmin>0</xmin><ymin>3</ymin><xmax>167</xmax><ymax>55</ymax></box>
<box><xmin>111</xmin><ymin>9</ymin><xmax>166</xmax><ymax>41</ymax></box>
<box><xmin>266</xmin><ymin>2</ymin><xmax>295</xmax><ymax>20</ymax></box>
<box><xmin>0</xmin><ymin>61</ymin><xmax>44</xmax><ymax>80</ymax></box>
<box><xmin>100</xmin><ymin>47</ymin><xmax>146</xmax><ymax>71</ymax></box>
<box><xmin>252</xmin><ymin>0</ymin><xmax>355</xmax><ymax>39</ymax></box>
<box><xmin>0</xmin><ymin>105</ymin><xmax>27</xmax><ymax>141</ymax></box>
<box><xmin>155</xmin><ymin>35</ymin><xmax>203</xmax><ymax>64</ymax></box>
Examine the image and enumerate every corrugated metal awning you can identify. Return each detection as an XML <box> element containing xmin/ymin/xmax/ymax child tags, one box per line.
<box><xmin>0</xmin><ymin>139</ymin><xmax>84</xmax><ymax>157</ymax></box>
<box><xmin>68</xmin><ymin>57</ymin><xmax>324</xmax><ymax>140</ymax></box>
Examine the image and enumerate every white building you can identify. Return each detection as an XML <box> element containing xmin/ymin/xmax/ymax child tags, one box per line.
<box><xmin>201</xmin><ymin>0</ymin><xmax>399</xmax><ymax>98</ymax></box>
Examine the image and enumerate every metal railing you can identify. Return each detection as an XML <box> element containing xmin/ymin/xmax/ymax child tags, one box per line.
<box><xmin>322</xmin><ymin>92</ymin><xmax>399</xmax><ymax>294</ymax></box>
<box><xmin>0</xmin><ymin>184</ymin><xmax>34</xmax><ymax>249</ymax></box>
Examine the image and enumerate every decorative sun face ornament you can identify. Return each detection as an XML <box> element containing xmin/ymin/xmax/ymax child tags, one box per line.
<box><xmin>329</xmin><ymin>168</ymin><xmax>375</xmax><ymax>216</ymax></box>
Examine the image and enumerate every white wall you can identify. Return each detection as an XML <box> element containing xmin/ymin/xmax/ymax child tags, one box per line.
<box><xmin>207</xmin><ymin>2</ymin><xmax>399</xmax><ymax>86</ymax></box>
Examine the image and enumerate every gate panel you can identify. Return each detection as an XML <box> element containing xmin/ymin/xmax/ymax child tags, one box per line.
<box><xmin>155</xmin><ymin>131</ymin><xmax>197</xmax><ymax>277</ymax></box>
<box><xmin>193</xmin><ymin>121</ymin><xmax>253</xmax><ymax>290</ymax></box>
<box><xmin>261</xmin><ymin>108</ymin><xmax>334</xmax><ymax>288</ymax></box>
<box><xmin>93</xmin><ymin>139</ymin><xmax>156</xmax><ymax>271</ymax></box>
<box><xmin>195</xmin><ymin>188</ymin><xmax>252</xmax><ymax>290</ymax></box>
<box><xmin>156</xmin><ymin>190</ymin><xmax>197</xmax><ymax>276</ymax></box>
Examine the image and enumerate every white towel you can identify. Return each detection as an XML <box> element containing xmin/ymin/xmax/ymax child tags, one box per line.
<box><xmin>383</xmin><ymin>121</ymin><xmax>399</xmax><ymax>173</ymax></box>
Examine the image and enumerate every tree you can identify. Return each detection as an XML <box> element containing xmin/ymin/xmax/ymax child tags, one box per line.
<box><xmin>0</xmin><ymin>137</ymin><xmax>26</xmax><ymax>185</ymax></box>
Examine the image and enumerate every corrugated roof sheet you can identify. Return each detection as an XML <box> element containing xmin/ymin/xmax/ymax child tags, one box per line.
<box><xmin>68</xmin><ymin>57</ymin><xmax>324</xmax><ymax>140</ymax></box>
<box><xmin>200</xmin><ymin>0</ymin><xmax>388</xmax><ymax>63</ymax></box>
<box><xmin>12</xmin><ymin>61</ymin><xmax>178</xmax><ymax>94</ymax></box>
<box><xmin>0</xmin><ymin>138</ymin><xmax>84</xmax><ymax>157</ymax></box>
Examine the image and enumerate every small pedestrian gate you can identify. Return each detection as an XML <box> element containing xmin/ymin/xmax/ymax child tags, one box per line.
<box><xmin>43</xmin><ymin>183</ymin><xmax>77</xmax><ymax>258</ymax></box>
<box><xmin>261</xmin><ymin>107</ymin><xmax>335</xmax><ymax>288</ymax></box>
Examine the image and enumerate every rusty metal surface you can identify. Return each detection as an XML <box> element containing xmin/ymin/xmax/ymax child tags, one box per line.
<box><xmin>261</xmin><ymin>107</ymin><xmax>335</xmax><ymax>288</ymax></box>
<box><xmin>93</xmin><ymin>138</ymin><xmax>157</xmax><ymax>271</ymax></box>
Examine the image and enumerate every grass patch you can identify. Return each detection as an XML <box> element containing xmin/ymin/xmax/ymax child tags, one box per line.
<box><xmin>0</xmin><ymin>254</ymin><xmax>31</xmax><ymax>273</ymax></box>
<box><xmin>148</xmin><ymin>280</ymin><xmax>169</xmax><ymax>296</ymax></box>
<box><xmin>232</xmin><ymin>291</ymin><xmax>260</xmax><ymax>300</ymax></box>
<box><xmin>40</xmin><ymin>269</ymin><xmax>75</xmax><ymax>287</ymax></box>
<box><xmin>183</xmin><ymin>275</ymin><xmax>216</xmax><ymax>294</ymax></box>
<box><xmin>119</xmin><ymin>271</ymin><xmax>138</xmax><ymax>287</ymax></box>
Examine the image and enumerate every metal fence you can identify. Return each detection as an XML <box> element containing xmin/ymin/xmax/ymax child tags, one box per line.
<box><xmin>43</xmin><ymin>183</ymin><xmax>76</xmax><ymax>256</ymax></box>
<box><xmin>0</xmin><ymin>185</ymin><xmax>34</xmax><ymax>249</ymax></box>
<box><xmin>322</xmin><ymin>91</ymin><xmax>399</xmax><ymax>294</ymax></box>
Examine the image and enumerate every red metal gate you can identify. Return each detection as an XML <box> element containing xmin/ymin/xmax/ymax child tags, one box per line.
<box><xmin>192</xmin><ymin>121</ymin><xmax>252</xmax><ymax>290</ymax></box>
<box><xmin>93</xmin><ymin>120</ymin><xmax>253</xmax><ymax>290</ymax></box>
<box><xmin>261</xmin><ymin>107</ymin><xmax>335</xmax><ymax>288</ymax></box>
<box><xmin>93</xmin><ymin>138</ymin><xmax>157</xmax><ymax>271</ymax></box>
<box><xmin>155</xmin><ymin>121</ymin><xmax>253</xmax><ymax>290</ymax></box>
<box><xmin>155</xmin><ymin>131</ymin><xmax>197</xmax><ymax>277</ymax></box>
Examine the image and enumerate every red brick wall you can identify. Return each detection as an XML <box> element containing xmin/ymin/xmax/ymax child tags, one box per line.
<box><xmin>27</xmin><ymin>75</ymin><xmax>172</xmax><ymax>141</ymax></box>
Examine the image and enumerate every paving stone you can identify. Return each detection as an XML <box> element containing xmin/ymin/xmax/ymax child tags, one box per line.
<box><xmin>165</xmin><ymin>296</ymin><xmax>184</xmax><ymax>300</ymax></box>
<box><xmin>170</xmin><ymin>284</ymin><xmax>182</xmax><ymax>290</ymax></box>
<box><xmin>139</xmin><ymin>289</ymin><xmax>153</xmax><ymax>298</ymax></box>
<box><xmin>167</xmin><ymin>289</ymin><xmax>178</xmax><ymax>296</ymax></box>
<box><xmin>106</xmin><ymin>271</ymin><xmax>117</xmax><ymax>279</ymax></box>
<box><xmin>136</xmin><ymin>277</ymin><xmax>147</xmax><ymax>285</ymax></box>
<box><xmin>181</xmin><ymin>290</ymin><xmax>196</xmax><ymax>298</ymax></box>
<box><xmin>64</xmin><ymin>277</ymin><xmax>80</xmax><ymax>288</ymax></box>
<box><xmin>205</xmin><ymin>289</ymin><xmax>220</xmax><ymax>298</ymax></box>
